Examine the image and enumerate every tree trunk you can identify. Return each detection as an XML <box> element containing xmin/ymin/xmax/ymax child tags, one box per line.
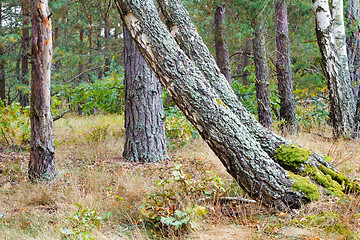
<box><xmin>123</xmin><ymin>26</ymin><xmax>167</xmax><ymax>163</ymax></box>
<box><xmin>19</xmin><ymin>0</ymin><xmax>30</xmax><ymax>108</ymax></box>
<box><xmin>115</xmin><ymin>0</ymin><xmax>360</xmax><ymax>210</ymax></box>
<box><xmin>275</xmin><ymin>0</ymin><xmax>296</xmax><ymax>134</ymax></box>
<box><xmin>156</xmin><ymin>0</ymin><xmax>330</xmax><ymax>166</ymax></box>
<box><xmin>241</xmin><ymin>38</ymin><xmax>251</xmax><ymax>86</ymax></box>
<box><xmin>0</xmin><ymin>2</ymin><xmax>5</xmax><ymax>103</ymax></box>
<box><xmin>252</xmin><ymin>18</ymin><xmax>273</xmax><ymax>130</ymax></box>
<box><xmin>28</xmin><ymin>0</ymin><xmax>56</xmax><ymax>181</ymax></box>
<box><xmin>79</xmin><ymin>29</ymin><xmax>84</xmax><ymax>82</ymax></box>
<box><xmin>104</xmin><ymin>18</ymin><xmax>111</xmax><ymax>76</ymax></box>
<box><xmin>345</xmin><ymin>0</ymin><xmax>360</xmax><ymax>137</ymax></box>
<box><xmin>214</xmin><ymin>4</ymin><xmax>231</xmax><ymax>84</ymax></box>
<box><xmin>313</xmin><ymin>0</ymin><xmax>356</xmax><ymax>139</ymax></box>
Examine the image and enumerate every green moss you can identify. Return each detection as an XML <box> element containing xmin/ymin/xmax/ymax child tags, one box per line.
<box><xmin>319</xmin><ymin>165</ymin><xmax>360</xmax><ymax>193</ymax></box>
<box><xmin>275</xmin><ymin>144</ymin><xmax>311</xmax><ymax>169</ymax></box>
<box><xmin>216</xmin><ymin>98</ymin><xmax>227</xmax><ymax>108</ymax></box>
<box><xmin>288</xmin><ymin>172</ymin><xmax>320</xmax><ymax>201</ymax></box>
<box><xmin>306</xmin><ymin>165</ymin><xmax>344</xmax><ymax>197</ymax></box>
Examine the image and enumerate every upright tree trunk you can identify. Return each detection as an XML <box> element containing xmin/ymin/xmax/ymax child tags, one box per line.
<box><xmin>79</xmin><ymin>29</ymin><xmax>84</xmax><ymax>81</ymax></box>
<box><xmin>19</xmin><ymin>0</ymin><xmax>30</xmax><ymax>108</ymax></box>
<box><xmin>123</xmin><ymin>26</ymin><xmax>167</xmax><ymax>163</ymax></box>
<box><xmin>240</xmin><ymin>38</ymin><xmax>251</xmax><ymax>86</ymax></box>
<box><xmin>346</xmin><ymin>0</ymin><xmax>360</xmax><ymax>137</ymax></box>
<box><xmin>252</xmin><ymin>19</ymin><xmax>273</xmax><ymax>130</ymax></box>
<box><xmin>28</xmin><ymin>0</ymin><xmax>56</xmax><ymax>181</ymax></box>
<box><xmin>275</xmin><ymin>0</ymin><xmax>296</xmax><ymax>134</ymax></box>
<box><xmin>313</xmin><ymin>0</ymin><xmax>356</xmax><ymax>139</ymax></box>
<box><xmin>104</xmin><ymin>18</ymin><xmax>111</xmax><ymax>76</ymax></box>
<box><xmin>0</xmin><ymin>2</ymin><xmax>5</xmax><ymax>103</ymax></box>
<box><xmin>214</xmin><ymin>5</ymin><xmax>231</xmax><ymax>84</ymax></box>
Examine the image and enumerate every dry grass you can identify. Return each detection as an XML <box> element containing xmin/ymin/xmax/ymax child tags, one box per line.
<box><xmin>0</xmin><ymin>114</ymin><xmax>360</xmax><ymax>239</ymax></box>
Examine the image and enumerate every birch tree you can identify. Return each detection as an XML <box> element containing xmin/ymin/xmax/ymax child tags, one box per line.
<box><xmin>313</xmin><ymin>0</ymin><xmax>356</xmax><ymax>139</ymax></box>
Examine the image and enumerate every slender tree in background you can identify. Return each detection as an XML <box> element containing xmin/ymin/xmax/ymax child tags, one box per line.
<box><xmin>240</xmin><ymin>38</ymin><xmax>251</xmax><ymax>86</ymax></box>
<box><xmin>313</xmin><ymin>0</ymin><xmax>356</xmax><ymax>139</ymax></box>
<box><xmin>252</xmin><ymin>18</ymin><xmax>273</xmax><ymax>130</ymax></box>
<box><xmin>28</xmin><ymin>0</ymin><xmax>56</xmax><ymax>181</ymax></box>
<box><xmin>115</xmin><ymin>0</ymin><xmax>359</xmax><ymax>210</ymax></box>
<box><xmin>0</xmin><ymin>2</ymin><xmax>5</xmax><ymax>103</ymax></box>
<box><xmin>104</xmin><ymin>18</ymin><xmax>111</xmax><ymax>76</ymax></box>
<box><xmin>345</xmin><ymin>0</ymin><xmax>360</xmax><ymax>136</ymax></box>
<box><xmin>123</xmin><ymin>26</ymin><xmax>167</xmax><ymax>163</ymax></box>
<box><xmin>19</xmin><ymin>0</ymin><xmax>30</xmax><ymax>108</ymax></box>
<box><xmin>214</xmin><ymin>4</ymin><xmax>231</xmax><ymax>84</ymax></box>
<box><xmin>275</xmin><ymin>0</ymin><xmax>296</xmax><ymax>134</ymax></box>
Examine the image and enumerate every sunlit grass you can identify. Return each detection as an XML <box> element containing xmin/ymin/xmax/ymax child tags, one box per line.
<box><xmin>0</xmin><ymin>114</ymin><xmax>359</xmax><ymax>239</ymax></box>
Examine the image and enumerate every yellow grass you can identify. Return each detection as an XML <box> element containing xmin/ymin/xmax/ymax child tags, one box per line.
<box><xmin>0</xmin><ymin>114</ymin><xmax>359</xmax><ymax>239</ymax></box>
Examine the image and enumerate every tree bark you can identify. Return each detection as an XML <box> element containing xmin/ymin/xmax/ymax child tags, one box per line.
<box><xmin>0</xmin><ymin>2</ymin><xmax>5</xmax><ymax>103</ymax></box>
<box><xmin>28</xmin><ymin>0</ymin><xmax>56</xmax><ymax>181</ymax></box>
<box><xmin>253</xmin><ymin>18</ymin><xmax>273</xmax><ymax>130</ymax></box>
<box><xmin>346</xmin><ymin>0</ymin><xmax>360</xmax><ymax>137</ymax></box>
<box><xmin>275</xmin><ymin>0</ymin><xmax>296</xmax><ymax>134</ymax></box>
<box><xmin>241</xmin><ymin>38</ymin><xmax>251</xmax><ymax>86</ymax></box>
<box><xmin>313</xmin><ymin>0</ymin><xmax>356</xmax><ymax>139</ymax></box>
<box><xmin>19</xmin><ymin>0</ymin><xmax>30</xmax><ymax>108</ymax></box>
<box><xmin>156</xmin><ymin>0</ymin><xmax>332</xmax><ymax>168</ymax></box>
<box><xmin>214</xmin><ymin>4</ymin><xmax>231</xmax><ymax>84</ymax></box>
<box><xmin>104</xmin><ymin>18</ymin><xmax>111</xmax><ymax>76</ymax></box>
<box><xmin>123</xmin><ymin>26</ymin><xmax>168</xmax><ymax>163</ymax></box>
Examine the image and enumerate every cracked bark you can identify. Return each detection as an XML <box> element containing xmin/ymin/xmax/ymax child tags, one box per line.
<box><xmin>28</xmin><ymin>0</ymin><xmax>56</xmax><ymax>181</ymax></box>
<box><xmin>214</xmin><ymin>4</ymin><xmax>231</xmax><ymax>84</ymax></box>
<box><xmin>275</xmin><ymin>0</ymin><xmax>296</xmax><ymax>134</ymax></box>
<box><xmin>253</xmin><ymin>18</ymin><xmax>273</xmax><ymax>130</ymax></box>
<box><xmin>123</xmin><ymin>26</ymin><xmax>167</xmax><ymax>163</ymax></box>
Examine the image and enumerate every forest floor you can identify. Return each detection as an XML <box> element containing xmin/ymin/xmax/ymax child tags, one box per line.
<box><xmin>0</xmin><ymin>114</ymin><xmax>360</xmax><ymax>239</ymax></box>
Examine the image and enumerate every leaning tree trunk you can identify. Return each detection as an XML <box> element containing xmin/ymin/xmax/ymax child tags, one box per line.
<box><xmin>0</xmin><ymin>2</ymin><xmax>5</xmax><ymax>103</ymax></box>
<box><xmin>19</xmin><ymin>0</ymin><xmax>30</xmax><ymax>108</ymax></box>
<box><xmin>275</xmin><ymin>0</ymin><xmax>296</xmax><ymax>134</ymax></box>
<box><xmin>346</xmin><ymin>0</ymin><xmax>360</xmax><ymax>137</ymax></box>
<box><xmin>313</xmin><ymin>0</ymin><xmax>356</xmax><ymax>139</ymax></box>
<box><xmin>214</xmin><ymin>4</ymin><xmax>231</xmax><ymax>84</ymax></box>
<box><xmin>115</xmin><ymin>0</ymin><xmax>360</xmax><ymax>210</ymax></box>
<box><xmin>123</xmin><ymin>26</ymin><xmax>167</xmax><ymax>163</ymax></box>
<box><xmin>28</xmin><ymin>0</ymin><xmax>56</xmax><ymax>181</ymax></box>
<box><xmin>252</xmin><ymin>18</ymin><xmax>273</xmax><ymax>130</ymax></box>
<box><xmin>156</xmin><ymin>0</ymin><xmax>334</xmax><ymax>168</ymax></box>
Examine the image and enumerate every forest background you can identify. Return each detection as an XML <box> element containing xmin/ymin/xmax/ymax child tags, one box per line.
<box><xmin>1</xmin><ymin>0</ymin><xmax>360</xmax><ymax>239</ymax></box>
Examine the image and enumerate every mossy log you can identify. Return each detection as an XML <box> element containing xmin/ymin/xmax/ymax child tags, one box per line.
<box><xmin>115</xmin><ymin>0</ymin><xmax>360</xmax><ymax>211</ymax></box>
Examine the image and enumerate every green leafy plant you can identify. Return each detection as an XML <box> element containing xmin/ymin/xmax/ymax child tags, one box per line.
<box><xmin>139</xmin><ymin>164</ymin><xmax>238</xmax><ymax>233</ymax></box>
<box><xmin>60</xmin><ymin>203</ymin><xmax>102</xmax><ymax>240</ymax></box>
<box><xmin>165</xmin><ymin>106</ymin><xmax>199</xmax><ymax>149</ymax></box>
<box><xmin>0</xmin><ymin>101</ymin><xmax>30</xmax><ymax>146</ymax></box>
